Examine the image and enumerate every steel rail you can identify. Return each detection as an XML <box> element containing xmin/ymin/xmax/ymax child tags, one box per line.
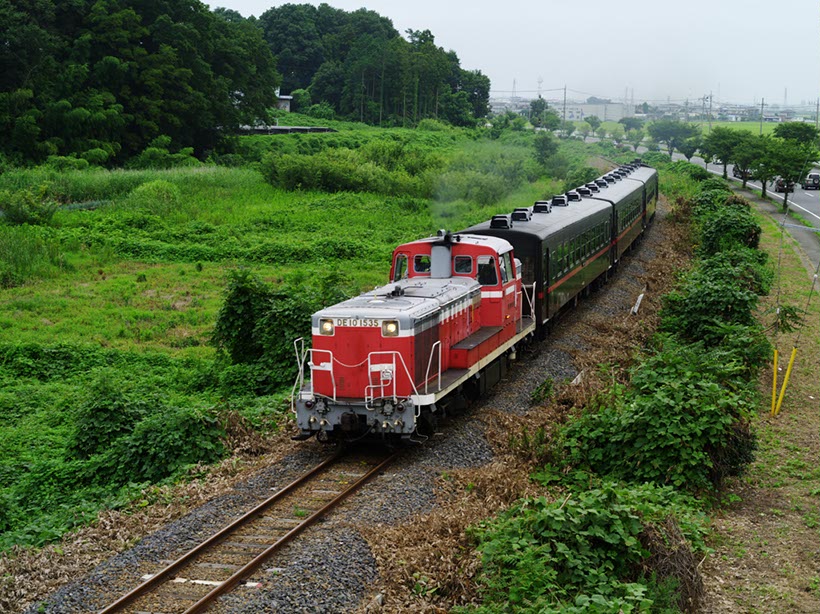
<box><xmin>183</xmin><ymin>450</ymin><xmax>398</xmax><ymax>613</ymax></box>
<box><xmin>98</xmin><ymin>449</ymin><xmax>350</xmax><ymax>614</ymax></box>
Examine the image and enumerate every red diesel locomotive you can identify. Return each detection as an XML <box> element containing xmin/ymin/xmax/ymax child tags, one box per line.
<box><xmin>293</xmin><ymin>230</ymin><xmax>535</xmax><ymax>441</ymax></box>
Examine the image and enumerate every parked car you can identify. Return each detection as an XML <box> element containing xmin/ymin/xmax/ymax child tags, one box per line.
<box><xmin>801</xmin><ymin>172</ymin><xmax>820</xmax><ymax>190</ymax></box>
<box><xmin>732</xmin><ymin>166</ymin><xmax>754</xmax><ymax>180</ymax></box>
<box><xmin>775</xmin><ymin>177</ymin><xmax>796</xmax><ymax>193</ymax></box>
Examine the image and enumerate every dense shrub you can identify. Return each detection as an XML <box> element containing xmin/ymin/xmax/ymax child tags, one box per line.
<box><xmin>0</xmin><ymin>184</ymin><xmax>58</xmax><ymax>225</ymax></box>
<box><xmin>464</xmin><ymin>482</ymin><xmax>707</xmax><ymax>613</ymax></box>
<box><xmin>125</xmin><ymin>179</ymin><xmax>183</xmax><ymax>217</ymax></box>
<box><xmin>212</xmin><ymin>268</ymin><xmax>355</xmax><ymax>394</ymax></box>
<box><xmin>699</xmin><ymin>208</ymin><xmax>761</xmax><ymax>254</ymax></box>
<box><xmin>562</xmin><ymin>165</ymin><xmax>600</xmax><ymax>192</ymax></box>
<box><xmin>128</xmin><ymin>136</ymin><xmax>201</xmax><ymax>170</ymax></box>
<box><xmin>640</xmin><ymin>152</ymin><xmax>672</xmax><ymax>167</ymax></box>
<box><xmin>67</xmin><ymin>369</ymin><xmax>153</xmax><ymax>460</ymax></box>
<box><xmin>668</xmin><ymin>160</ymin><xmax>710</xmax><ymax>182</ymax></box>
<box><xmin>661</xmin><ymin>261</ymin><xmax>759</xmax><ymax>344</ymax></box>
<box><xmin>103</xmin><ymin>405</ymin><xmax>224</xmax><ymax>484</ymax></box>
<box><xmin>45</xmin><ymin>155</ymin><xmax>90</xmax><ymax>171</ymax></box>
<box><xmin>560</xmin><ymin>339</ymin><xmax>758</xmax><ymax>493</ymax></box>
<box><xmin>698</xmin><ymin>177</ymin><xmax>732</xmax><ymax>193</ymax></box>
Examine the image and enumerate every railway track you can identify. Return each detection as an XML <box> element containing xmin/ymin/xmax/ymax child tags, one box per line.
<box><xmin>98</xmin><ymin>447</ymin><xmax>398</xmax><ymax>614</ymax></box>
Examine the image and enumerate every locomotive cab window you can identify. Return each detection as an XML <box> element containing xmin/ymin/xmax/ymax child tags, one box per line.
<box><xmin>454</xmin><ymin>255</ymin><xmax>472</xmax><ymax>274</ymax></box>
<box><xmin>477</xmin><ymin>255</ymin><xmax>498</xmax><ymax>286</ymax></box>
<box><xmin>414</xmin><ymin>254</ymin><xmax>431</xmax><ymax>274</ymax></box>
<box><xmin>499</xmin><ymin>251</ymin><xmax>513</xmax><ymax>283</ymax></box>
<box><xmin>393</xmin><ymin>254</ymin><xmax>408</xmax><ymax>281</ymax></box>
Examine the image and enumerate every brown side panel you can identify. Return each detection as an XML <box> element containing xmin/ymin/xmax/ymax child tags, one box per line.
<box><xmin>413</xmin><ymin>320</ymin><xmax>440</xmax><ymax>385</ymax></box>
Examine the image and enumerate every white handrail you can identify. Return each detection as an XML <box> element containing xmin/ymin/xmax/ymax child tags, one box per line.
<box><xmin>290</xmin><ymin>337</ymin><xmax>307</xmax><ymax>413</ymax></box>
<box><xmin>423</xmin><ymin>341</ymin><xmax>442</xmax><ymax>394</ymax></box>
<box><xmin>365</xmin><ymin>351</ymin><xmax>419</xmax><ymax>406</ymax></box>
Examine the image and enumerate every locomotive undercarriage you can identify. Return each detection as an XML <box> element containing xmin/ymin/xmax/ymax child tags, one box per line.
<box><xmin>294</xmin><ymin>351</ymin><xmax>511</xmax><ymax>443</ymax></box>
<box><xmin>294</xmin><ymin>394</ymin><xmax>421</xmax><ymax>442</ymax></box>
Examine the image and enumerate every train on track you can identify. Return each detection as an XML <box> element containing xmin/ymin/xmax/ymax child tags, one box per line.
<box><xmin>292</xmin><ymin>160</ymin><xmax>658</xmax><ymax>442</ymax></box>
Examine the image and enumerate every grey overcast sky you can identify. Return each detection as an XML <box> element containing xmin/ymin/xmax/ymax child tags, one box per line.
<box><xmin>209</xmin><ymin>0</ymin><xmax>819</xmax><ymax>108</ymax></box>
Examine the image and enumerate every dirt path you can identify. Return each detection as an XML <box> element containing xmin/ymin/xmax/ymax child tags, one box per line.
<box><xmin>701</xmin><ymin>194</ymin><xmax>820</xmax><ymax>613</ymax></box>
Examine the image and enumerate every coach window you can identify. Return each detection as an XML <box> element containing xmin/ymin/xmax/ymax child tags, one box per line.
<box><xmin>414</xmin><ymin>254</ymin><xmax>431</xmax><ymax>274</ymax></box>
<box><xmin>393</xmin><ymin>254</ymin><xmax>408</xmax><ymax>281</ymax></box>
<box><xmin>477</xmin><ymin>255</ymin><xmax>498</xmax><ymax>285</ymax></box>
<box><xmin>454</xmin><ymin>255</ymin><xmax>472</xmax><ymax>275</ymax></box>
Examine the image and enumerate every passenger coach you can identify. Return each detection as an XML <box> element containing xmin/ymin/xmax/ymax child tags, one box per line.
<box><xmin>462</xmin><ymin>163</ymin><xmax>658</xmax><ymax>337</ymax></box>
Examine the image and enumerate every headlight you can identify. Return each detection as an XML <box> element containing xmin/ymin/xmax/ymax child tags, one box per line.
<box><xmin>319</xmin><ymin>319</ymin><xmax>334</xmax><ymax>335</ymax></box>
<box><xmin>382</xmin><ymin>320</ymin><xmax>399</xmax><ymax>336</ymax></box>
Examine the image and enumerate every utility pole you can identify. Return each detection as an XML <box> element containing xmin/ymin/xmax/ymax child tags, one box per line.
<box><xmin>815</xmin><ymin>98</ymin><xmax>819</xmax><ymax>130</ymax></box>
<box><xmin>759</xmin><ymin>98</ymin><xmax>766</xmax><ymax>135</ymax></box>
<box><xmin>700</xmin><ymin>95</ymin><xmax>707</xmax><ymax>129</ymax></box>
<box><xmin>562</xmin><ymin>85</ymin><xmax>567</xmax><ymax>126</ymax></box>
<box><xmin>707</xmin><ymin>91</ymin><xmax>713</xmax><ymax>132</ymax></box>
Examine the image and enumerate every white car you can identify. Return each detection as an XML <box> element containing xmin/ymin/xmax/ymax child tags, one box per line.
<box><xmin>801</xmin><ymin>172</ymin><xmax>820</xmax><ymax>190</ymax></box>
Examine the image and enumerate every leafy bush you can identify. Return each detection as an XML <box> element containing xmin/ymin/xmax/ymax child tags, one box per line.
<box><xmin>661</xmin><ymin>251</ymin><xmax>767</xmax><ymax>345</ymax></box>
<box><xmin>640</xmin><ymin>152</ymin><xmax>672</xmax><ymax>166</ymax></box>
<box><xmin>81</xmin><ymin>148</ymin><xmax>111</xmax><ymax>166</ymax></box>
<box><xmin>125</xmin><ymin>179</ymin><xmax>183</xmax><ymax>217</ymax></box>
<box><xmin>465</xmin><ymin>482</ymin><xmax>707</xmax><ymax>613</ymax></box>
<box><xmin>128</xmin><ymin>135</ymin><xmax>201</xmax><ymax>169</ymax></box>
<box><xmin>67</xmin><ymin>369</ymin><xmax>153</xmax><ymax>460</ymax></box>
<box><xmin>0</xmin><ymin>184</ymin><xmax>58</xmax><ymax>225</ymax></box>
<box><xmin>102</xmin><ymin>405</ymin><xmax>224</xmax><ymax>484</ymax></box>
<box><xmin>562</xmin><ymin>165</ymin><xmax>600</xmax><ymax>192</ymax></box>
<box><xmin>698</xmin><ymin>177</ymin><xmax>731</xmax><ymax>193</ymax></box>
<box><xmin>668</xmin><ymin>160</ymin><xmax>710</xmax><ymax>182</ymax></box>
<box><xmin>306</xmin><ymin>102</ymin><xmax>336</xmax><ymax>120</ymax></box>
<box><xmin>417</xmin><ymin>118</ymin><xmax>451</xmax><ymax>131</ymax></box>
<box><xmin>45</xmin><ymin>155</ymin><xmax>90</xmax><ymax>171</ymax></box>
<box><xmin>697</xmin><ymin>203</ymin><xmax>761</xmax><ymax>255</ymax></box>
<box><xmin>212</xmin><ymin>268</ymin><xmax>355</xmax><ymax>394</ymax></box>
<box><xmin>211</xmin><ymin>269</ymin><xmax>275</xmax><ymax>365</ymax></box>
<box><xmin>559</xmin><ymin>339</ymin><xmax>757</xmax><ymax>492</ymax></box>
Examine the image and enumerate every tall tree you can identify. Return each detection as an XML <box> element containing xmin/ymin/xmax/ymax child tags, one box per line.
<box><xmin>647</xmin><ymin>119</ymin><xmax>700</xmax><ymax>158</ymax></box>
<box><xmin>586</xmin><ymin>115</ymin><xmax>601</xmax><ymax>137</ymax></box>
<box><xmin>618</xmin><ymin>116</ymin><xmax>643</xmax><ymax>132</ymax></box>
<box><xmin>677</xmin><ymin>135</ymin><xmax>702</xmax><ymax>162</ymax></box>
<box><xmin>259</xmin><ymin>3</ymin><xmax>323</xmax><ymax>92</ymax></box>
<box><xmin>703</xmin><ymin>127</ymin><xmax>744</xmax><ymax>178</ymax></box>
<box><xmin>769</xmin><ymin>138</ymin><xmax>819</xmax><ymax>210</ymax></box>
<box><xmin>0</xmin><ymin>0</ymin><xmax>280</xmax><ymax>163</ymax></box>
<box><xmin>773</xmin><ymin>122</ymin><xmax>820</xmax><ymax>146</ymax></box>
<box><xmin>731</xmin><ymin>133</ymin><xmax>762</xmax><ymax>188</ymax></box>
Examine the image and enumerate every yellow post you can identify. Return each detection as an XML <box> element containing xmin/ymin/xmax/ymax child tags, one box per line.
<box><xmin>771</xmin><ymin>348</ymin><xmax>778</xmax><ymax>416</ymax></box>
<box><xmin>774</xmin><ymin>347</ymin><xmax>797</xmax><ymax>417</ymax></box>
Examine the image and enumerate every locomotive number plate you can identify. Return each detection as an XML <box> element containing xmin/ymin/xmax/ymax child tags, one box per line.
<box><xmin>335</xmin><ymin>318</ymin><xmax>380</xmax><ymax>327</ymax></box>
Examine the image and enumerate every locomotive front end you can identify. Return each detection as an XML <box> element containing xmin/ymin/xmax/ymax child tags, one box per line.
<box><xmin>294</xmin><ymin>284</ymin><xmax>446</xmax><ymax>440</ymax></box>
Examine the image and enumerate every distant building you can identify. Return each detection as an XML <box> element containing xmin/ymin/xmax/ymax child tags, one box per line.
<box><xmin>276</xmin><ymin>93</ymin><xmax>293</xmax><ymax>112</ymax></box>
<box><xmin>565</xmin><ymin>103</ymin><xmax>631</xmax><ymax>122</ymax></box>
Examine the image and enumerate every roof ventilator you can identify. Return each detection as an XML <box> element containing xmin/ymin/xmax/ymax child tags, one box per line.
<box><xmin>490</xmin><ymin>215</ymin><xmax>512</xmax><ymax>229</ymax></box>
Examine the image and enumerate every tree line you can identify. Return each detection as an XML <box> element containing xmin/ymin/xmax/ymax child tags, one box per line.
<box><xmin>647</xmin><ymin>119</ymin><xmax>819</xmax><ymax>205</ymax></box>
<box><xmin>256</xmin><ymin>3</ymin><xmax>490</xmax><ymax>127</ymax></box>
<box><xmin>0</xmin><ymin>1</ymin><xmax>490</xmax><ymax>167</ymax></box>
